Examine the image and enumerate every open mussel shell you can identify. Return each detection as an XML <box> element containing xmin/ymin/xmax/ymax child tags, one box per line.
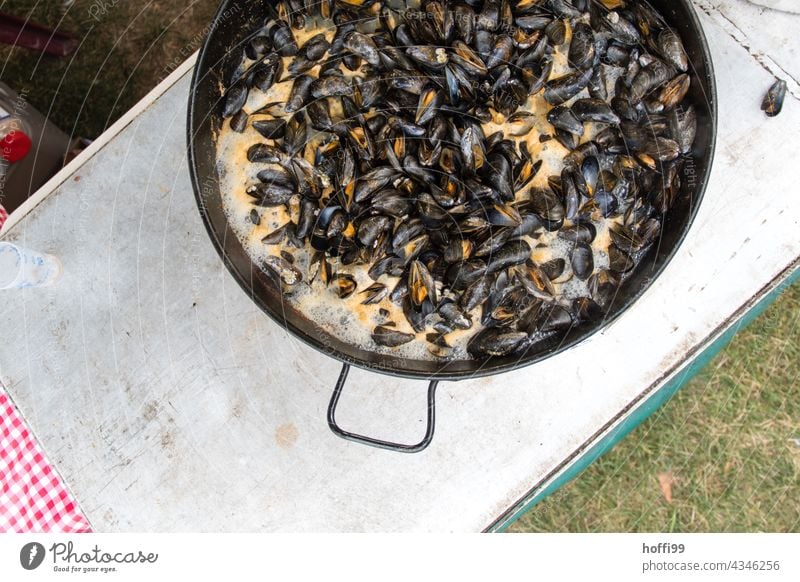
<box><xmin>360</xmin><ymin>283</ymin><xmax>388</xmax><ymax>305</ymax></box>
<box><xmin>588</xmin><ymin>270</ymin><xmax>620</xmax><ymax>310</ymax></box>
<box><xmin>332</xmin><ymin>274</ymin><xmax>357</xmax><ymax>299</ymax></box>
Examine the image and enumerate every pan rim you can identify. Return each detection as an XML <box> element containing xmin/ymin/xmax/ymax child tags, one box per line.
<box><xmin>187</xmin><ymin>0</ymin><xmax>718</xmax><ymax>382</ymax></box>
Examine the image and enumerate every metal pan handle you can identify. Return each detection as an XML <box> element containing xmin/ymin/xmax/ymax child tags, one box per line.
<box><xmin>327</xmin><ymin>364</ymin><xmax>439</xmax><ymax>453</ymax></box>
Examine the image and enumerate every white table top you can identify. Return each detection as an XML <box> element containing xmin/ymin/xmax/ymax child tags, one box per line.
<box><xmin>0</xmin><ymin>0</ymin><xmax>798</xmax><ymax>532</ymax></box>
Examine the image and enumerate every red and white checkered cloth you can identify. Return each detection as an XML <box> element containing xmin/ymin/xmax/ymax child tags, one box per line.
<box><xmin>0</xmin><ymin>384</ymin><xmax>91</xmax><ymax>532</ymax></box>
<box><xmin>0</xmin><ymin>204</ymin><xmax>8</xmax><ymax>230</ymax></box>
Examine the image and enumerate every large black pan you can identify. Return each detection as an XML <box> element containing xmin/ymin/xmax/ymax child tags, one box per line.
<box><xmin>188</xmin><ymin>0</ymin><xmax>717</xmax><ymax>452</ymax></box>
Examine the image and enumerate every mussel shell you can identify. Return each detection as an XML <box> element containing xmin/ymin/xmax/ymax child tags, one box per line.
<box><xmin>252</xmin><ymin>118</ymin><xmax>286</xmax><ymax>139</ymax></box>
<box><xmin>310</xmin><ymin>75</ymin><xmax>352</xmax><ymax>99</ymax></box>
<box><xmin>544</xmin><ymin>69</ymin><xmax>592</xmax><ymax>106</ymax></box>
<box><xmin>344</xmin><ymin>31</ymin><xmax>381</xmax><ymax>67</ymax></box>
<box><xmin>547</xmin><ymin>106</ymin><xmax>584</xmax><ymax>136</ymax></box>
<box><xmin>372</xmin><ymin>189</ymin><xmax>413</xmax><ymax>218</ymax></box>
<box><xmin>602</xmin><ymin>11</ymin><xmax>641</xmax><ymax>46</ymax></box>
<box><xmin>571</xmin><ymin>242</ymin><xmax>594</xmax><ymax>281</ymax></box>
<box><xmin>571</xmin><ymin>98</ymin><xmax>620</xmax><ymax>124</ymax></box>
<box><xmin>407</xmin><ymin>45</ymin><xmax>449</xmax><ymax>69</ymax></box>
<box><xmin>301</xmin><ymin>33</ymin><xmax>330</xmax><ymax>61</ymax></box>
<box><xmin>486</xmin><ymin>240</ymin><xmax>532</xmax><ymax>274</ymax></box>
<box><xmin>409</xmin><ymin>260</ymin><xmax>438</xmax><ymax>307</ymax></box>
<box><xmin>515</xmin><ymin>14</ymin><xmax>552</xmax><ymax>32</ymax></box>
<box><xmin>588</xmin><ymin>65</ymin><xmax>608</xmax><ymax>101</ymax></box>
<box><xmin>261</xmin><ymin>223</ymin><xmax>288</xmax><ymax>245</ymax></box>
<box><xmin>285</xmin><ymin>74</ymin><xmax>314</xmax><ymax>112</ymax></box>
<box><xmin>525</xmin><ymin>303</ymin><xmax>573</xmax><ymax>334</ymax></box>
<box><xmin>561</xmin><ymin>168</ymin><xmax>582</xmax><ymax>221</ymax></box>
<box><xmin>515</xmin><ymin>264</ymin><xmax>555</xmax><ymax>301</ymax></box>
<box><xmin>630</xmin><ymin>59</ymin><xmax>673</xmax><ymax>103</ymax></box>
<box><xmin>439</xmin><ymin>300</ymin><xmax>472</xmax><ymax>330</ymax></box>
<box><xmin>246</xmin><ymin>183</ymin><xmax>294</xmax><ymax>206</ymax></box>
<box><xmin>658</xmin><ymin>74</ymin><xmax>691</xmax><ymax>110</ymax></box>
<box><xmin>573</xmin><ymin>296</ymin><xmax>604</xmax><ymax>321</ymax></box>
<box><xmin>569</xmin><ymin>22</ymin><xmax>595</xmax><ymax>70</ymax></box>
<box><xmin>263</xmin><ymin>255</ymin><xmax>302</xmax><ymax>286</ymax></box>
<box><xmin>245</xmin><ymin>35</ymin><xmax>271</xmax><ymax>61</ymax></box>
<box><xmin>460</xmin><ymin>275</ymin><xmax>492</xmax><ymax>312</ymax></box>
<box><xmin>588</xmin><ymin>269</ymin><xmax>620</xmax><ymax>309</ymax></box>
<box><xmin>446</xmin><ymin>259</ymin><xmax>488</xmax><ymax>290</ymax></box>
<box><xmin>256</xmin><ymin>166</ymin><xmax>296</xmax><ymax>189</ymax></box>
<box><xmin>358</xmin><ymin>215</ymin><xmax>393</xmax><ymax>248</ymax></box>
<box><xmin>332</xmin><ymin>274</ymin><xmax>357</xmax><ymax>298</ymax></box>
<box><xmin>581</xmin><ymin>156</ymin><xmax>600</xmax><ymax>196</ymax></box>
<box><xmin>271</xmin><ymin>22</ymin><xmax>298</xmax><ymax>57</ymax></box>
<box><xmin>369</xmin><ymin>254</ymin><xmax>405</xmax><ymax>280</ymax></box>
<box><xmin>474</xmin><ymin>227</ymin><xmax>515</xmax><ymax>258</ymax></box>
<box><xmin>251</xmin><ymin>54</ymin><xmax>283</xmax><ymax>93</ymax></box>
<box><xmin>222</xmin><ymin>79</ymin><xmax>248</xmax><ymax>118</ymax></box>
<box><xmin>558</xmin><ymin>222</ymin><xmax>597</xmax><ymax>245</ymax></box>
<box><xmin>229</xmin><ymin>110</ymin><xmax>248</xmax><ymax>132</ymax></box>
<box><xmin>657</xmin><ymin>28</ymin><xmax>689</xmax><ymax>73</ymax></box>
<box><xmin>528</xmin><ymin>188</ymin><xmax>565</xmax><ymax>230</ymax></box>
<box><xmin>609</xmin><ymin>224</ymin><xmax>644</xmax><ymax>252</ymax></box>
<box><xmin>467</xmin><ymin>328</ymin><xmax>528</xmax><ymax>358</ymax></box>
<box><xmin>762</xmin><ymin>79</ymin><xmax>787</xmax><ymax>117</ymax></box>
<box><xmin>669</xmin><ymin>105</ymin><xmax>697</xmax><ymax>154</ymax></box>
<box><xmin>486</xmin><ymin>35</ymin><xmax>514</xmax><ymax>69</ymax></box>
<box><xmin>372</xmin><ymin>325</ymin><xmax>415</xmax><ymax>347</ymax></box>
<box><xmin>545</xmin><ymin>18</ymin><xmax>567</xmax><ymax>45</ymax></box>
<box><xmin>360</xmin><ymin>283</ymin><xmax>389</xmax><ymax>305</ymax></box>
<box><xmin>296</xmin><ymin>198</ymin><xmax>317</xmax><ymax>239</ymax></box>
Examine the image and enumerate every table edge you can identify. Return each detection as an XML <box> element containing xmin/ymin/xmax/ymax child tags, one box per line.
<box><xmin>487</xmin><ymin>260</ymin><xmax>800</xmax><ymax>532</ymax></box>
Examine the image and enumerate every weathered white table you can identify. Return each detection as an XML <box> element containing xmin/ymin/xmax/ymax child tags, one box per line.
<box><xmin>1</xmin><ymin>0</ymin><xmax>798</xmax><ymax>532</ymax></box>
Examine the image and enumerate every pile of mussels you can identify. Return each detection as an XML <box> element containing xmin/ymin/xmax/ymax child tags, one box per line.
<box><xmin>220</xmin><ymin>0</ymin><xmax>698</xmax><ymax>359</ymax></box>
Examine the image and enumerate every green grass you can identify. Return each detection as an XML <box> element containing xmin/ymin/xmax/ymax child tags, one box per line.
<box><xmin>510</xmin><ymin>282</ymin><xmax>800</xmax><ymax>533</ymax></box>
<box><xmin>1</xmin><ymin>1</ymin><xmax>797</xmax><ymax>533</ymax></box>
<box><xmin>0</xmin><ymin>1</ymin><xmax>216</xmax><ymax>139</ymax></box>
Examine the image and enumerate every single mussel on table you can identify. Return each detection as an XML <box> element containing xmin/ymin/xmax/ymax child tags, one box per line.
<box><xmin>216</xmin><ymin>0</ymin><xmax>699</xmax><ymax>359</ymax></box>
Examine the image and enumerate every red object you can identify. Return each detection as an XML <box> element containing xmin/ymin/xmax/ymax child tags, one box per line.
<box><xmin>0</xmin><ymin>12</ymin><xmax>78</xmax><ymax>56</ymax></box>
<box><xmin>0</xmin><ymin>205</ymin><xmax>7</xmax><ymax>229</ymax></box>
<box><xmin>1</xmin><ymin>130</ymin><xmax>31</xmax><ymax>163</ymax></box>
<box><xmin>0</xmin><ymin>384</ymin><xmax>91</xmax><ymax>532</ymax></box>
